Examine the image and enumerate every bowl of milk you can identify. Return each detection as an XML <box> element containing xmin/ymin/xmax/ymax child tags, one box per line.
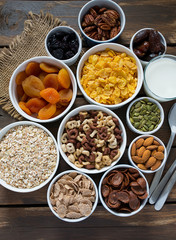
<box><xmin>144</xmin><ymin>55</ymin><xmax>176</xmax><ymax>102</ymax></box>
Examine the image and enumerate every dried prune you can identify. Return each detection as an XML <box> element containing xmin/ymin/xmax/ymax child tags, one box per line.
<box><xmin>133</xmin><ymin>29</ymin><xmax>150</xmax><ymax>45</ymax></box>
<box><xmin>149</xmin><ymin>30</ymin><xmax>164</xmax><ymax>53</ymax></box>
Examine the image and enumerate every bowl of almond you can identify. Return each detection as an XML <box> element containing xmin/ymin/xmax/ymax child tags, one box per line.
<box><xmin>128</xmin><ymin>135</ymin><xmax>167</xmax><ymax>173</ymax></box>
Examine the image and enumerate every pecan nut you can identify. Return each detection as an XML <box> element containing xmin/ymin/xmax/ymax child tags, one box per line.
<box><xmin>99</xmin><ymin>23</ymin><xmax>111</xmax><ymax>31</ymax></box>
<box><xmin>84</xmin><ymin>14</ymin><xmax>94</xmax><ymax>26</ymax></box>
<box><xmin>110</xmin><ymin>26</ymin><xmax>118</xmax><ymax>39</ymax></box>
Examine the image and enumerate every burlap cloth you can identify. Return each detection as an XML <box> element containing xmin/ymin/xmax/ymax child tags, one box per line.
<box><xmin>0</xmin><ymin>11</ymin><xmax>68</xmax><ymax>120</ymax></box>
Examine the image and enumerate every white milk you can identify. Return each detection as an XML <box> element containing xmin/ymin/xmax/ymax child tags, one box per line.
<box><xmin>144</xmin><ymin>58</ymin><xmax>176</xmax><ymax>101</ymax></box>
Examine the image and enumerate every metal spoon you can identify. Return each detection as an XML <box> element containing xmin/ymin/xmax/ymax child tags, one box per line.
<box><xmin>149</xmin><ymin>103</ymin><xmax>176</xmax><ymax>202</ymax></box>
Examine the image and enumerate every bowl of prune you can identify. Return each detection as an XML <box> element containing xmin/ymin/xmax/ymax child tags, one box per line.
<box><xmin>45</xmin><ymin>26</ymin><xmax>82</xmax><ymax>66</ymax></box>
<box><xmin>130</xmin><ymin>28</ymin><xmax>167</xmax><ymax>67</ymax></box>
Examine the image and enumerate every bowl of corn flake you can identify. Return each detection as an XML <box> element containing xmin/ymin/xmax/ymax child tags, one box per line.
<box><xmin>76</xmin><ymin>43</ymin><xmax>143</xmax><ymax>109</ymax></box>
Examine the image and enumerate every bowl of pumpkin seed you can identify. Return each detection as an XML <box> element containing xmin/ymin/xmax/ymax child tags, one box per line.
<box><xmin>126</xmin><ymin>97</ymin><xmax>164</xmax><ymax>135</ymax></box>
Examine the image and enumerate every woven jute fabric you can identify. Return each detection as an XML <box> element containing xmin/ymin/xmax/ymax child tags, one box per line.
<box><xmin>0</xmin><ymin>11</ymin><xmax>67</xmax><ymax>120</ymax></box>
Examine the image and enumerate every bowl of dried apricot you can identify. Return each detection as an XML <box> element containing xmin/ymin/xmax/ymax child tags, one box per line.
<box><xmin>76</xmin><ymin>43</ymin><xmax>143</xmax><ymax>109</ymax></box>
<box><xmin>128</xmin><ymin>135</ymin><xmax>167</xmax><ymax>173</ymax></box>
<box><xmin>47</xmin><ymin>170</ymin><xmax>98</xmax><ymax>222</ymax></box>
<box><xmin>99</xmin><ymin>164</ymin><xmax>149</xmax><ymax>217</ymax></box>
<box><xmin>9</xmin><ymin>56</ymin><xmax>77</xmax><ymax>122</ymax></box>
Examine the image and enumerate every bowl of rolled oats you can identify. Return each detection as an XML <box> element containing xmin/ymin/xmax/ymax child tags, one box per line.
<box><xmin>0</xmin><ymin>121</ymin><xmax>59</xmax><ymax>193</ymax></box>
<box><xmin>76</xmin><ymin>43</ymin><xmax>143</xmax><ymax>109</ymax></box>
<box><xmin>47</xmin><ymin>170</ymin><xmax>98</xmax><ymax>222</ymax></box>
<box><xmin>57</xmin><ymin>105</ymin><xmax>127</xmax><ymax>174</ymax></box>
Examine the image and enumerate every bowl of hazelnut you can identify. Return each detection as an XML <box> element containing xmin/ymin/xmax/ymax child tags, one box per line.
<box><xmin>78</xmin><ymin>0</ymin><xmax>126</xmax><ymax>46</ymax></box>
<box><xmin>130</xmin><ymin>28</ymin><xmax>167</xmax><ymax>67</ymax></box>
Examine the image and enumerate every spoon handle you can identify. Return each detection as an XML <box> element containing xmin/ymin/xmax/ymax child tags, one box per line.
<box><xmin>149</xmin><ymin>131</ymin><xmax>176</xmax><ymax>198</ymax></box>
<box><xmin>154</xmin><ymin>169</ymin><xmax>176</xmax><ymax>211</ymax></box>
<box><xmin>149</xmin><ymin>159</ymin><xmax>176</xmax><ymax>204</ymax></box>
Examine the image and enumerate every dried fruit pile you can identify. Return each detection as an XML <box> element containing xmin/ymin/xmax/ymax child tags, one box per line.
<box><xmin>101</xmin><ymin>168</ymin><xmax>148</xmax><ymax>213</ymax></box>
<box><xmin>16</xmin><ymin>62</ymin><xmax>73</xmax><ymax>120</ymax></box>
<box><xmin>133</xmin><ymin>29</ymin><xmax>165</xmax><ymax>61</ymax></box>
<box><xmin>81</xmin><ymin>6</ymin><xmax>121</xmax><ymax>41</ymax></box>
<box><xmin>47</xmin><ymin>31</ymin><xmax>79</xmax><ymax>60</ymax></box>
<box><xmin>131</xmin><ymin>136</ymin><xmax>165</xmax><ymax>171</ymax></box>
<box><xmin>50</xmin><ymin>172</ymin><xmax>96</xmax><ymax>219</ymax></box>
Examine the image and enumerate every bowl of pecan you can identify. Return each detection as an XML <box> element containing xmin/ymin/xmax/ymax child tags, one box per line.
<box><xmin>78</xmin><ymin>0</ymin><xmax>126</xmax><ymax>46</ymax></box>
<box><xmin>99</xmin><ymin>164</ymin><xmax>149</xmax><ymax>217</ymax></box>
<box><xmin>47</xmin><ymin>170</ymin><xmax>98</xmax><ymax>222</ymax></box>
<box><xmin>130</xmin><ymin>28</ymin><xmax>167</xmax><ymax>67</ymax></box>
<box><xmin>57</xmin><ymin>104</ymin><xmax>127</xmax><ymax>174</ymax></box>
<box><xmin>128</xmin><ymin>135</ymin><xmax>167</xmax><ymax>173</ymax></box>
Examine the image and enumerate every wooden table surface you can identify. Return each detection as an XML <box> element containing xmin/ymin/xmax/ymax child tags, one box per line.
<box><xmin>0</xmin><ymin>1</ymin><xmax>176</xmax><ymax>239</ymax></box>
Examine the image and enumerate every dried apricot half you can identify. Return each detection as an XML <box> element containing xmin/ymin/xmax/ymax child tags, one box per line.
<box><xmin>22</xmin><ymin>75</ymin><xmax>45</xmax><ymax>98</ymax></box>
<box><xmin>16</xmin><ymin>71</ymin><xmax>27</xmax><ymax>85</ymax></box>
<box><xmin>25</xmin><ymin>62</ymin><xmax>41</xmax><ymax>76</ymax></box>
<box><xmin>58</xmin><ymin>68</ymin><xmax>71</xmax><ymax>89</ymax></box>
<box><xmin>58</xmin><ymin>88</ymin><xmax>73</xmax><ymax>105</ymax></box>
<box><xmin>43</xmin><ymin>74</ymin><xmax>59</xmax><ymax>90</ymax></box>
<box><xmin>38</xmin><ymin>103</ymin><xmax>56</xmax><ymax>120</ymax></box>
<box><xmin>38</xmin><ymin>71</ymin><xmax>48</xmax><ymax>81</ymax></box>
<box><xmin>40</xmin><ymin>88</ymin><xmax>60</xmax><ymax>104</ymax></box>
<box><xmin>40</xmin><ymin>62</ymin><xmax>59</xmax><ymax>73</ymax></box>
<box><xmin>26</xmin><ymin>98</ymin><xmax>47</xmax><ymax>113</ymax></box>
<box><xmin>19</xmin><ymin>101</ymin><xmax>32</xmax><ymax>115</ymax></box>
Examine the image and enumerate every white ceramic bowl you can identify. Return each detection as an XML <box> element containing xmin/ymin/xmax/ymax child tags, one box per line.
<box><xmin>0</xmin><ymin>121</ymin><xmax>59</xmax><ymax>193</ymax></box>
<box><xmin>126</xmin><ymin>97</ymin><xmax>164</xmax><ymax>135</ymax></box>
<box><xmin>57</xmin><ymin>104</ymin><xmax>127</xmax><ymax>174</ymax></box>
<box><xmin>76</xmin><ymin>43</ymin><xmax>143</xmax><ymax>109</ymax></box>
<box><xmin>99</xmin><ymin>164</ymin><xmax>149</xmax><ymax>217</ymax></box>
<box><xmin>78</xmin><ymin>0</ymin><xmax>126</xmax><ymax>46</ymax></box>
<box><xmin>9</xmin><ymin>56</ymin><xmax>77</xmax><ymax>123</ymax></box>
<box><xmin>128</xmin><ymin>135</ymin><xmax>167</xmax><ymax>174</ymax></box>
<box><xmin>45</xmin><ymin>26</ymin><xmax>82</xmax><ymax>66</ymax></box>
<box><xmin>47</xmin><ymin>170</ymin><xmax>98</xmax><ymax>222</ymax></box>
<box><xmin>130</xmin><ymin>28</ymin><xmax>167</xmax><ymax>68</ymax></box>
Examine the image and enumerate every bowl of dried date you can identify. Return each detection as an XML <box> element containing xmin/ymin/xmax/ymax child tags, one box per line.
<box><xmin>0</xmin><ymin>121</ymin><xmax>59</xmax><ymax>193</ymax></box>
<box><xmin>128</xmin><ymin>135</ymin><xmax>167</xmax><ymax>174</ymax></box>
<box><xmin>57</xmin><ymin>104</ymin><xmax>127</xmax><ymax>174</ymax></box>
<box><xmin>9</xmin><ymin>56</ymin><xmax>77</xmax><ymax>122</ymax></box>
<box><xmin>99</xmin><ymin>164</ymin><xmax>149</xmax><ymax>217</ymax></box>
<box><xmin>78</xmin><ymin>0</ymin><xmax>126</xmax><ymax>46</ymax></box>
<box><xmin>47</xmin><ymin>170</ymin><xmax>98</xmax><ymax>222</ymax></box>
<box><xmin>130</xmin><ymin>28</ymin><xmax>167</xmax><ymax>67</ymax></box>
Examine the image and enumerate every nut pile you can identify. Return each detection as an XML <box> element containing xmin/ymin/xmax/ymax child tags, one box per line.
<box><xmin>131</xmin><ymin>136</ymin><xmax>165</xmax><ymax>171</ymax></box>
<box><xmin>61</xmin><ymin>110</ymin><xmax>123</xmax><ymax>170</ymax></box>
<box><xmin>81</xmin><ymin>6</ymin><xmax>121</xmax><ymax>41</ymax></box>
<box><xmin>81</xmin><ymin>49</ymin><xmax>137</xmax><ymax>105</ymax></box>
<box><xmin>0</xmin><ymin>125</ymin><xmax>57</xmax><ymax>188</ymax></box>
<box><xmin>133</xmin><ymin>29</ymin><xmax>165</xmax><ymax>61</ymax></box>
<box><xmin>129</xmin><ymin>98</ymin><xmax>161</xmax><ymax>132</ymax></box>
<box><xmin>50</xmin><ymin>172</ymin><xmax>96</xmax><ymax>219</ymax></box>
<box><xmin>101</xmin><ymin>168</ymin><xmax>148</xmax><ymax>213</ymax></box>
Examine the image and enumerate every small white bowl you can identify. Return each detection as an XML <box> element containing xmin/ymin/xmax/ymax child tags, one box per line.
<box><xmin>130</xmin><ymin>28</ymin><xmax>167</xmax><ymax>68</ymax></box>
<box><xmin>78</xmin><ymin>0</ymin><xmax>126</xmax><ymax>46</ymax></box>
<box><xmin>45</xmin><ymin>26</ymin><xmax>82</xmax><ymax>66</ymax></box>
<box><xmin>9</xmin><ymin>56</ymin><xmax>77</xmax><ymax>123</ymax></box>
<box><xmin>57</xmin><ymin>104</ymin><xmax>127</xmax><ymax>174</ymax></box>
<box><xmin>128</xmin><ymin>135</ymin><xmax>167</xmax><ymax>174</ymax></box>
<box><xmin>126</xmin><ymin>97</ymin><xmax>164</xmax><ymax>135</ymax></box>
<box><xmin>47</xmin><ymin>170</ymin><xmax>98</xmax><ymax>222</ymax></box>
<box><xmin>0</xmin><ymin>121</ymin><xmax>59</xmax><ymax>193</ymax></box>
<box><xmin>99</xmin><ymin>164</ymin><xmax>149</xmax><ymax>217</ymax></box>
<box><xmin>76</xmin><ymin>43</ymin><xmax>143</xmax><ymax>109</ymax></box>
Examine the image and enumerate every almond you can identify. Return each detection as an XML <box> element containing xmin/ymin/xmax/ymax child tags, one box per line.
<box><xmin>145</xmin><ymin>157</ymin><xmax>157</xmax><ymax>168</ymax></box>
<box><xmin>153</xmin><ymin>151</ymin><xmax>164</xmax><ymax>160</ymax></box>
<box><xmin>132</xmin><ymin>156</ymin><xmax>143</xmax><ymax>164</ymax></box>
<box><xmin>136</xmin><ymin>138</ymin><xmax>144</xmax><ymax>148</ymax></box>
<box><xmin>151</xmin><ymin>149</ymin><xmax>157</xmax><ymax>156</ymax></box>
<box><xmin>151</xmin><ymin>160</ymin><xmax>162</xmax><ymax>171</ymax></box>
<box><xmin>146</xmin><ymin>145</ymin><xmax>158</xmax><ymax>150</ymax></box>
<box><xmin>137</xmin><ymin>163</ymin><xmax>147</xmax><ymax>170</ymax></box>
<box><xmin>153</xmin><ymin>140</ymin><xmax>160</xmax><ymax>146</ymax></box>
<box><xmin>158</xmin><ymin>145</ymin><xmax>165</xmax><ymax>152</ymax></box>
<box><xmin>137</xmin><ymin>146</ymin><xmax>146</xmax><ymax>157</ymax></box>
<box><xmin>143</xmin><ymin>137</ymin><xmax>154</xmax><ymax>147</ymax></box>
<box><xmin>142</xmin><ymin>149</ymin><xmax>151</xmax><ymax>162</ymax></box>
<box><xmin>131</xmin><ymin>142</ymin><xmax>136</xmax><ymax>156</ymax></box>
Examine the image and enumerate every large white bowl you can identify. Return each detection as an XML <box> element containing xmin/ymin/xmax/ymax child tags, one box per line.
<box><xmin>99</xmin><ymin>164</ymin><xmax>149</xmax><ymax>217</ymax></box>
<box><xmin>0</xmin><ymin>121</ymin><xmax>59</xmax><ymax>193</ymax></box>
<box><xmin>9</xmin><ymin>56</ymin><xmax>77</xmax><ymax>123</ymax></box>
<box><xmin>57</xmin><ymin>104</ymin><xmax>127</xmax><ymax>174</ymax></box>
<box><xmin>47</xmin><ymin>170</ymin><xmax>98</xmax><ymax>222</ymax></box>
<box><xmin>76</xmin><ymin>43</ymin><xmax>143</xmax><ymax>109</ymax></box>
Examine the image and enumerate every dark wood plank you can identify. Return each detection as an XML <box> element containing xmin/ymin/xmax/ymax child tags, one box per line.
<box><xmin>0</xmin><ymin>205</ymin><xmax>175</xmax><ymax>240</ymax></box>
